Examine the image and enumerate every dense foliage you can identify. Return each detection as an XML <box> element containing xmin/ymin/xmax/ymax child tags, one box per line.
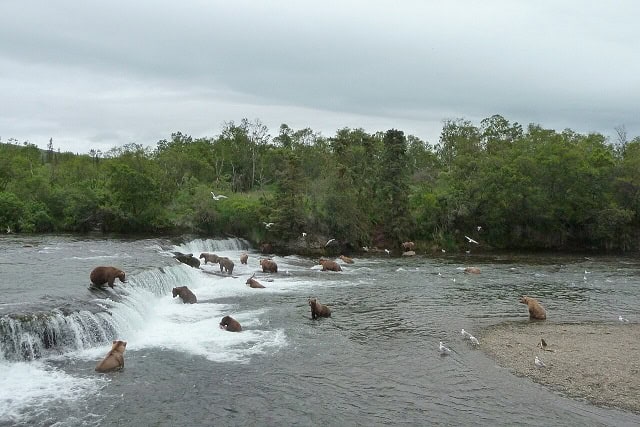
<box><xmin>1</xmin><ymin>115</ymin><xmax>639</xmax><ymax>252</ymax></box>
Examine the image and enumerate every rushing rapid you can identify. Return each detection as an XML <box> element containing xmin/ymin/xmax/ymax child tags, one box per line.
<box><xmin>1</xmin><ymin>235</ymin><xmax>639</xmax><ymax>426</ymax></box>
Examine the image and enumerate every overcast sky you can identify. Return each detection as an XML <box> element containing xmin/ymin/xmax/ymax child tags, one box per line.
<box><xmin>1</xmin><ymin>1</ymin><xmax>638</xmax><ymax>153</ymax></box>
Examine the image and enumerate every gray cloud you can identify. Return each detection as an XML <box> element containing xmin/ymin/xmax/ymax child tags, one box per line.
<box><xmin>1</xmin><ymin>1</ymin><xmax>638</xmax><ymax>153</ymax></box>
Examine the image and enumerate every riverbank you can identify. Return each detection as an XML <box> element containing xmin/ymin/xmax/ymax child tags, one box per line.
<box><xmin>480</xmin><ymin>321</ymin><xmax>640</xmax><ymax>413</ymax></box>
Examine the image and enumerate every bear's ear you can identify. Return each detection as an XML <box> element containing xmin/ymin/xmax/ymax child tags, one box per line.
<box><xmin>112</xmin><ymin>340</ymin><xmax>117</xmax><ymax>344</ymax></box>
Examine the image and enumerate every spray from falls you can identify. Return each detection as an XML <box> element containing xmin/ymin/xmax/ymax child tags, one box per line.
<box><xmin>0</xmin><ymin>264</ymin><xmax>198</xmax><ymax>361</ymax></box>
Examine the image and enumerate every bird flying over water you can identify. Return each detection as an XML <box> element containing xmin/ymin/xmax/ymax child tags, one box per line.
<box><xmin>469</xmin><ymin>335</ymin><xmax>479</xmax><ymax>346</ymax></box>
<box><xmin>325</xmin><ymin>238</ymin><xmax>336</xmax><ymax>247</ymax></box>
<box><xmin>263</xmin><ymin>222</ymin><xmax>275</xmax><ymax>229</ymax></box>
<box><xmin>302</xmin><ymin>232</ymin><xmax>307</xmax><ymax>237</ymax></box>
<box><xmin>211</xmin><ymin>192</ymin><xmax>228</xmax><ymax>201</ymax></box>
<box><xmin>384</xmin><ymin>249</ymin><xmax>390</xmax><ymax>255</ymax></box>
<box><xmin>439</xmin><ymin>341</ymin><xmax>452</xmax><ymax>355</ymax></box>
<box><xmin>534</xmin><ymin>356</ymin><xmax>546</xmax><ymax>368</ymax></box>
<box><xmin>619</xmin><ymin>315</ymin><xmax>629</xmax><ymax>323</ymax></box>
<box><xmin>464</xmin><ymin>236</ymin><xmax>479</xmax><ymax>244</ymax></box>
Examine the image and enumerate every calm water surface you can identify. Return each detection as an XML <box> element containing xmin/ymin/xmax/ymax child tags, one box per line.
<box><xmin>0</xmin><ymin>235</ymin><xmax>639</xmax><ymax>426</ymax></box>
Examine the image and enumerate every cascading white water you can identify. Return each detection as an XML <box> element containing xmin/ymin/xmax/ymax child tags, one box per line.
<box><xmin>0</xmin><ymin>238</ymin><xmax>257</xmax><ymax>362</ymax></box>
<box><xmin>174</xmin><ymin>237</ymin><xmax>251</xmax><ymax>255</ymax></box>
<box><xmin>0</xmin><ymin>237</ymin><xmax>292</xmax><ymax>425</ymax></box>
<box><xmin>0</xmin><ymin>263</ymin><xmax>199</xmax><ymax>361</ymax></box>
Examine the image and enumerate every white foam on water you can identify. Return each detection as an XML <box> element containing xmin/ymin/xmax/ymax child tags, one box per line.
<box><xmin>172</xmin><ymin>238</ymin><xmax>250</xmax><ymax>257</ymax></box>
<box><xmin>0</xmin><ymin>239</ymin><xmax>340</xmax><ymax>421</ymax></box>
<box><xmin>0</xmin><ymin>360</ymin><xmax>106</xmax><ymax>425</ymax></box>
<box><xmin>65</xmin><ymin>261</ymin><xmax>288</xmax><ymax>365</ymax></box>
<box><xmin>125</xmin><ymin>267</ymin><xmax>287</xmax><ymax>363</ymax></box>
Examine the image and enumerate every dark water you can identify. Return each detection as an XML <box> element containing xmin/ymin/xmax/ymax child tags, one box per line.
<box><xmin>1</xmin><ymin>235</ymin><xmax>639</xmax><ymax>426</ymax></box>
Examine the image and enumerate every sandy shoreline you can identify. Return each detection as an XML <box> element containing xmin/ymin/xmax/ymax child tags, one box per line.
<box><xmin>479</xmin><ymin>321</ymin><xmax>640</xmax><ymax>413</ymax></box>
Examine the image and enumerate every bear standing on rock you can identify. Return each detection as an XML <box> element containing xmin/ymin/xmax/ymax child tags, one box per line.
<box><xmin>173</xmin><ymin>252</ymin><xmax>200</xmax><ymax>268</ymax></box>
<box><xmin>218</xmin><ymin>257</ymin><xmax>235</xmax><ymax>274</ymax></box>
<box><xmin>519</xmin><ymin>295</ymin><xmax>547</xmax><ymax>320</ymax></box>
<box><xmin>90</xmin><ymin>266</ymin><xmax>126</xmax><ymax>288</ymax></box>
<box><xmin>199</xmin><ymin>252</ymin><xmax>220</xmax><ymax>264</ymax></box>
<box><xmin>95</xmin><ymin>340</ymin><xmax>127</xmax><ymax>372</ymax></box>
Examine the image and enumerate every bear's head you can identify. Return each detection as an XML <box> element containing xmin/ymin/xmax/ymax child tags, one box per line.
<box><xmin>111</xmin><ymin>340</ymin><xmax>127</xmax><ymax>353</ymax></box>
<box><xmin>172</xmin><ymin>287</ymin><xmax>181</xmax><ymax>298</ymax></box>
<box><xmin>116</xmin><ymin>270</ymin><xmax>126</xmax><ymax>282</ymax></box>
<box><xmin>519</xmin><ymin>296</ymin><xmax>530</xmax><ymax>304</ymax></box>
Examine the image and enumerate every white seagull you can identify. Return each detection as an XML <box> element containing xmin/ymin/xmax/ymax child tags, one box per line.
<box><xmin>263</xmin><ymin>222</ymin><xmax>275</xmax><ymax>229</ymax></box>
<box><xmin>534</xmin><ymin>356</ymin><xmax>546</xmax><ymax>368</ymax></box>
<box><xmin>619</xmin><ymin>315</ymin><xmax>629</xmax><ymax>323</ymax></box>
<box><xmin>464</xmin><ymin>236</ymin><xmax>479</xmax><ymax>244</ymax></box>
<box><xmin>211</xmin><ymin>192</ymin><xmax>228</xmax><ymax>201</ymax></box>
<box><xmin>439</xmin><ymin>341</ymin><xmax>452</xmax><ymax>355</ymax></box>
<box><xmin>325</xmin><ymin>238</ymin><xmax>336</xmax><ymax>247</ymax></box>
<box><xmin>469</xmin><ymin>335</ymin><xmax>480</xmax><ymax>346</ymax></box>
<box><xmin>302</xmin><ymin>232</ymin><xmax>307</xmax><ymax>237</ymax></box>
<box><xmin>477</xmin><ymin>226</ymin><xmax>482</xmax><ymax>232</ymax></box>
<box><xmin>441</xmin><ymin>248</ymin><xmax>446</xmax><ymax>253</ymax></box>
<box><xmin>384</xmin><ymin>249</ymin><xmax>390</xmax><ymax>255</ymax></box>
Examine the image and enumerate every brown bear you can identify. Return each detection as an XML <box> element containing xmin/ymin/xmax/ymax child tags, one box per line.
<box><xmin>339</xmin><ymin>255</ymin><xmax>354</xmax><ymax>264</ymax></box>
<box><xmin>240</xmin><ymin>253</ymin><xmax>249</xmax><ymax>265</ymax></box>
<box><xmin>95</xmin><ymin>340</ymin><xmax>127</xmax><ymax>373</ymax></box>
<box><xmin>90</xmin><ymin>266</ymin><xmax>126</xmax><ymax>288</ymax></box>
<box><xmin>218</xmin><ymin>257</ymin><xmax>234</xmax><ymax>274</ymax></box>
<box><xmin>259</xmin><ymin>243</ymin><xmax>273</xmax><ymax>254</ymax></box>
<box><xmin>199</xmin><ymin>252</ymin><xmax>220</xmax><ymax>264</ymax></box>
<box><xmin>246</xmin><ymin>274</ymin><xmax>265</xmax><ymax>289</ymax></box>
<box><xmin>319</xmin><ymin>258</ymin><xmax>342</xmax><ymax>272</ymax></box>
<box><xmin>219</xmin><ymin>315</ymin><xmax>242</xmax><ymax>332</ymax></box>
<box><xmin>173</xmin><ymin>252</ymin><xmax>200</xmax><ymax>268</ymax></box>
<box><xmin>308</xmin><ymin>298</ymin><xmax>331</xmax><ymax>319</ymax></box>
<box><xmin>464</xmin><ymin>267</ymin><xmax>481</xmax><ymax>274</ymax></box>
<box><xmin>172</xmin><ymin>286</ymin><xmax>197</xmax><ymax>304</ymax></box>
<box><xmin>260</xmin><ymin>258</ymin><xmax>278</xmax><ymax>273</ymax></box>
<box><xmin>401</xmin><ymin>241</ymin><xmax>416</xmax><ymax>251</ymax></box>
<box><xmin>520</xmin><ymin>296</ymin><xmax>547</xmax><ymax>320</ymax></box>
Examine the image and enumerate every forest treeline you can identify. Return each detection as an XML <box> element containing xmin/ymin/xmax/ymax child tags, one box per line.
<box><xmin>1</xmin><ymin>115</ymin><xmax>639</xmax><ymax>252</ymax></box>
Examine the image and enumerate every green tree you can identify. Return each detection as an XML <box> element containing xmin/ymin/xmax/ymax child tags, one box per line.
<box><xmin>378</xmin><ymin>129</ymin><xmax>412</xmax><ymax>245</ymax></box>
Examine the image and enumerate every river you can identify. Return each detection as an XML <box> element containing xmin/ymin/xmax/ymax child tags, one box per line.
<box><xmin>0</xmin><ymin>234</ymin><xmax>638</xmax><ymax>426</ymax></box>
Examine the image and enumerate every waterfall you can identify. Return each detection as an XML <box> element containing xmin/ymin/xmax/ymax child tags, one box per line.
<box><xmin>174</xmin><ymin>237</ymin><xmax>251</xmax><ymax>254</ymax></box>
<box><xmin>0</xmin><ymin>264</ymin><xmax>199</xmax><ymax>361</ymax></box>
<box><xmin>0</xmin><ymin>237</ymin><xmax>252</xmax><ymax>361</ymax></box>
